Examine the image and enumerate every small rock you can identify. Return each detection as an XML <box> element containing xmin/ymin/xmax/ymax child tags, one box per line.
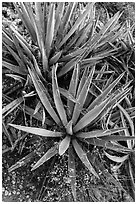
<box><xmin>5</xmin><ymin>190</ymin><xmax>9</xmax><ymax>196</ymax></box>
<box><xmin>13</xmin><ymin>190</ymin><xmax>16</xmax><ymax>195</ymax></box>
<box><xmin>19</xmin><ymin>184</ymin><xmax>23</xmax><ymax>189</ymax></box>
<box><xmin>12</xmin><ymin>180</ymin><xmax>16</xmax><ymax>185</ymax></box>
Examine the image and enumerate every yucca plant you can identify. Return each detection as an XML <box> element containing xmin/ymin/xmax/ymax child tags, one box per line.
<box><xmin>2</xmin><ymin>2</ymin><xmax>134</xmax><ymax>128</ymax></box>
<box><xmin>2</xmin><ymin>2</ymin><xmax>135</xmax><ymax>201</ymax></box>
<box><xmin>8</xmin><ymin>63</ymin><xmax>134</xmax><ymax>201</ymax></box>
<box><xmin>3</xmin><ymin>2</ymin><xmax>134</xmax><ymax>128</ymax></box>
<box><xmin>3</xmin><ymin>2</ymin><xmax>132</xmax><ymax>80</ymax></box>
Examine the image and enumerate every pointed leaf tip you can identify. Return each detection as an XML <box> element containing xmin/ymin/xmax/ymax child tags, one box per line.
<box><xmin>31</xmin><ymin>144</ymin><xmax>58</xmax><ymax>171</ymax></box>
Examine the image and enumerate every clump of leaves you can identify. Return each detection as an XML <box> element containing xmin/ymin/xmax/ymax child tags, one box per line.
<box><xmin>2</xmin><ymin>2</ymin><xmax>135</xmax><ymax>201</ymax></box>
<box><xmin>2</xmin><ymin>2</ymin><xmax>133</xmax><ymax>80</ymax></box>
<box><xmin>8</xmin><ymin>63</ymin><xmax>134</xmax><ymax>201</ymax></box>
<box><xmin>2</xmin><ymin>2</ymin><xmax>134</xmax><ymax>128</ymax></box>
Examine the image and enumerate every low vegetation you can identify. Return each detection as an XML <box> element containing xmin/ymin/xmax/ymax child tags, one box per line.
<box><xmin>2</xmin><ymin>2</ymin><xmax>135</xmax><ymax>202</ymax></box>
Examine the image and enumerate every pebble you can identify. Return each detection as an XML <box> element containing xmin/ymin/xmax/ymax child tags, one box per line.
<box><xmin>2</xmin><ymin>187</ymin><xmax>5</xmax><ymax>192</ymax></box>
<box><xmin>19</xmin><ymin>198</ymin><xmax>23</xmax><ymax>202</ymax></box>
<box><xmin>12</xmin><ymin>180</ymin><xmax>16</xmax><ymax>185</ymax></box>
<box><xmin>19</xmin><ymin>184</ymin><xmax>23</xmax><ymax>189</ymax></box>
<box><xmin>26</xmin><ymin>195</ymin><xmax>30</xmax><ymax>198</ymax></box>
<box><xmin>30</xmin><ymin>185</ymin><xmax>35</xmax><ymax>190</ymax></box>
<box><xmin>5</xmin><ymin>190</ymin><xmax>9</xmax><ymax>196</ymax></box>
<box><xmin>7</xmin><ymin>176</ymin><xmax>11</xmax><ymax>181</ymax></box>
<box><xmin>8</xmin><ymin>192</ymin><xmax>11</xmax><ymax>196</ymax></box>
<box><xmin>13</xmin><ymin>190</ymin><xmax>16</xmax><ymax>195</ymax></box>
<box><xmin>27</xmin><ymin>198</ymin><xmax>32</xmax><ymax>202</ymax></box>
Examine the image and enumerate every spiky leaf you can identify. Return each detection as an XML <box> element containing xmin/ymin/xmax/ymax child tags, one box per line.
<box><xmin>2</xmin><ymin>97</ymin><xmax>23</xmax><ymax>117</ymax></box>
<box><xmin>76</xmin><ymin>127</ymin><xmax>126</xmax><ymax>139</ymax></box>
<box><xmin>2</xmin><ymin>61</ymin><xmax>24</xmax><ymax>75</ymax></box>
<box><xmin>58</xmin><ymin>3</ymin><xmax>94</xmax><ymax>48</ymax></box>
<box><xmin>67</xmin><ymin>64</ymin><xmax>79</xmax><ymax>116</ymax></box>
<box><xmin>46</xmin><ymin>3</ymin><xmax>55</xmax><ymax>56</ymax></box>
<box><xmin>74</xmin><ymin>97</ymin><xmax>111</xmax><ymax>132</ymax></box>
<box><xmin>87</xmin><ymin>72</ymin><xmax>125</xmax><ymax>111</ymax></box>
<box><xmin>72</xmin><ymin>66</ymin><xmax>95</xmax><ymax>125</ymax></box>
<box><xmin>52</xmin><ymin>64</ymin><xmax>68</xmax><ymax>126</ymax></box>
<box><xmin>85</xmin><ymin>138</ymin><xmax>134</xmax><ymax>152</ymax></box>
<box><xmin>9</xmin><ymin>124</ymin><xmax>63</xmax><ymax>137</ymax></box>
<box><xmin>72</xmin><ymin>139</ymin><xmax>99</xmax><ymax>178</ymax></box>
<box><xmin>9</xmin><ymin>151</ymin><xmax>35</xmax><ymax>172</ymax></box>
<box><xmin>59</xmin><ymin>87</ymin><xmax>78</xmax><ymax>103</ymax></box>
<box><xmin>31</xmin><ymin>144</ymin><xmax>58</xmax><ymax>171</ymax></box>
<box><xmin>28</xmin><ymin>68</ymin><xmax>60</xmax><ymax>125</ymax></box>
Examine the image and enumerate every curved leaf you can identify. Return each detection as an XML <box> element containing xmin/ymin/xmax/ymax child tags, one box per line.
<box><xmin>120</xmin><ymin>111</ymin><xmax>132</xmax><ymax>149</ymax></box>
<box><xmin>66</xmin><ymin>120</ymin><xmax>73</xmax><ymax>135</ymax></box>
<box><xmin>59</xmin><ymin>136</ymin><xmax>71</xmax><ymax>155</ymax></box>
<box><xmin>6</xmin><ymin>74</ymin><xmax>25</xmax><ymax>83</ymax></box>
<box><xmin>104</xmin><ymin>151</ymin><xmax>128</xmax><ymax>163</ymax></box>
<box><xmin>118</xmin><ymin>104</ymin><xmax>134</xmax><ymax>137</ymax></box>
